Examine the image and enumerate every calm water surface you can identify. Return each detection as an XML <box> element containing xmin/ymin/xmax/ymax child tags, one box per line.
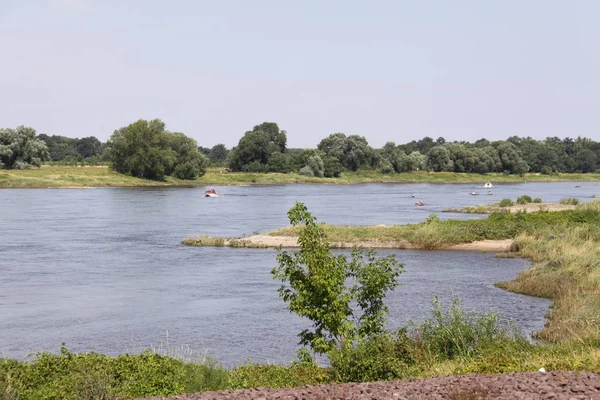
<box><xmin>1</xmin><ymin>182</ymin><xmax>596</xmax><ymax>364</ymax></box>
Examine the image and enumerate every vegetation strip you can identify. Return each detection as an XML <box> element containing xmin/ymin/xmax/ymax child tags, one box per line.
<box><xmin>2</xmin><ymin>166</ymin><xmax>600</xmax><ymax>189</ymax></box>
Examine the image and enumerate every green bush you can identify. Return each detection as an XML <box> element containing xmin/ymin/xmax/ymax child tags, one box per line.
<box><xmin>0</xmin><ymin>346</ymin><xmax>228</xmax><ymax>400</ymax></box>
<box><xmin>559</xmin><ymin>197</ymin><xmax>579</xmax><ymax>205</ymax></box>
<box><xmin>499</xmin><ymin>198</ymin><xmax>514</xmax><ymax>207</ymax></box>
<box><xmin>532</xmin><ymin>198</ymin><xmax>543</xmax><ymax>203</ymax></box>
<box><xmin>329</xmin><ymin>331</ymin><xmax>415</xmax><ymax>383</ymax></box>
<box><xmin>516</xmin><ymin>195</ymin><xmax>533</xmax><ymax>204</ymax></box>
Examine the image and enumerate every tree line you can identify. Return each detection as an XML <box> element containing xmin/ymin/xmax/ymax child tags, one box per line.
<box><xmin>1</xmin><ymin>119</ymin><xmax>599</xmax><ymax>180</ymax></box>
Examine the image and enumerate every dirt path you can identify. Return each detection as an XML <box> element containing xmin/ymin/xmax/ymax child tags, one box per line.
<box><xmin>225</xmin><ymin>235</ymin><xmax>512</xmax><ymax>252</ymax></box>
<box><xmin>137</xmin><ymin>371</ymin><xmax>600</xmax><ymax>399</ymax></box>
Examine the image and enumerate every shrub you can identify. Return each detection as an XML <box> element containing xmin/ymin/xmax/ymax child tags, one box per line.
<box><xmin>298</xmin><ymin>166</ymin><xmax>314</xmax><ymax>177</ymax></box>
<box><xmin>559</xmin><ymin>197</ymin><xmax>579</xmax><ymax>205</ymax></box>
<box><xmin>426</xmin><ymin>213</ymin><xmax>440</xmax><ymax>223</ymax></box>
<box><xmin>272</xmin><ymin>202</ymin><xmax>403</xmax><ymax>355</ymax></box>
<box><xmin>329</xmin><ymin>331</ymin><xmax>415</xmax><ymax>383</ymax></box>
<box><xmin>516</xmin><ymin>195</ymin><xmax>532</xmax><ymax>204</ymax></box>
<box><xmin>410</xmin><ymin>295</ymin><xmax>525</xmax><ymax>360</ymax></box>
<box><xmin>532</xmin><ymin>198</ymin><xmax>543</xmax><ymax>203</ymax></box>
<box><xmin>499</xmin><ymin>199</ymin><xmax>514</xmax><ymax>207</ymax></box>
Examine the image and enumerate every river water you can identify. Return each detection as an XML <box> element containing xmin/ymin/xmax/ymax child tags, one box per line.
<box><xmin>0</xmin><ymin>182</ymin><xmax>597</xmax><ymax>365</ymax></box>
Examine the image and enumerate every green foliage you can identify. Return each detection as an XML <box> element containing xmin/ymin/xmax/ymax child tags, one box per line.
<box><xmin>559</xmin><ymin>197</ymin><xmax>579</xmax><ymax>205</ymax></box>
<box><xmin>272</xmin><ymin>202</ymin><xmax>404</xmax><ymax>355</ymax></box>
<box><xmin>499</xmin><ymin>198</ymin><xmax>514</xmax><ymax>207</ymax></box>
<box><xmin>426</xmin><ymin>213</ymin><xmax>441</xmax><ymax>224</ymax></box>
<box><xmin>328</xmin><ymin>331</ymin><xmax>415</xmax><ymax>383</ymax></box>
<box><xmin>227</xmin><ymin>363</ymin><xmax>329</xmax><ymax>390</ymax></box>
<box><xmin>323</xmin><ymin>155</ymin><xmax>343</xmax><ymax>177</ymax></box>
<box><xmin>427</xmin><ymin>146</ymin><xmax>454</xmax><ymax>172</ymax></box>
<box><xmin>317</xmin><ymin>133</ymin><xmax>375</xmax><ymax>171</ymax></box>
<box><xmin>208</xmin><ymin>144</ymin><xmax>229</xmax><ymax>164</ymax></box>
<box><xmin>516</xmin><ymin>195</ymin><xmax>533</xmax><ymax>204</ymax></box>
<box><xmin>107</xmin><ymin>119</ymin><xmax>207</xmax><ymax>181</ymax></box>
<box><xmin>0</xmin><ymin>346</ymin><xmax>228</xmax><ymax>400</ymax></box>
<box><xmin>298</xmin><ymin>166</ymin><xmax>314</xmax><ymax>176</ymax></box>
<box><xmin>533</xmin><ymin>197</ymin><xmax>543</xmax><ymax>203</ymax></box>
<box><xmin>411</xmin><ymin>295</ymin><xmax>525</xmax><ymax>360</ymax></box>
<box><xmin>0</xmin><ymin>126</ymin><xmax>49</xmax><ymax>169</ymax></box>
<box><xmin>228</xmin><ymin>122</ymin><xmax>288</xmax><ymax>172</ymax></box>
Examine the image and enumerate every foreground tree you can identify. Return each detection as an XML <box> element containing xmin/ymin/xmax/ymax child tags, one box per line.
<box><xmin>272</xmin><ymin>202</ymin><xmax>403</xmax><ymax>355</ymax></box>
<box><xmin>107</xmin><ymin>119</ymin><xmax>207</xmax><ymax>180</ymax></box>
<box><xmin>0</xmin><ymin>126</ymin><xmax>49</xmax><ymax>169</ymax></box>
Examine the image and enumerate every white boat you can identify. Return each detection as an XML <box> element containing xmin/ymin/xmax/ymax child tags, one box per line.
<box><xmin>205</xmin><ymin>188</ymin><xmax>219</xmax><ymax>197</ymax></box>
<box><xmin>484</xmin><ymin>182</ymin><xmax>493</xmax><ymax>188</ymax></box>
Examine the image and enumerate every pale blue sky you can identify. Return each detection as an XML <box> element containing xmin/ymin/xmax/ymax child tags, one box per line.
<box><xmin>1</xmin><ymin>0</ymin><xmax>599</xmax><ymax>148</ymax></box>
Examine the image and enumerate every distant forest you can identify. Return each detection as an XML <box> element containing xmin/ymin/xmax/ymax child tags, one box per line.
<box><xmin>2</xmin><ymin>121</ymin><xmax>599</xmax><ymax>178</ymax></box>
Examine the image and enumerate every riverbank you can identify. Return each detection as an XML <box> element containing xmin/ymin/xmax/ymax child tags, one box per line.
<box><xmin>2</xmin><ymin>204</ymin><xmax>599</xmax><ymax>399</ymax></box>
<box><xmin>2</xmin><ymin>166</ymin><xmax>600</xmax><ymax>188</ymax></box>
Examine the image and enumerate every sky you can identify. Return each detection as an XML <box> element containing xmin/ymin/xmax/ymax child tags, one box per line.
<box><xmin>1</xmin><ymin>0</ymin><xmax>599</xmax><ymax>148</ymax></box>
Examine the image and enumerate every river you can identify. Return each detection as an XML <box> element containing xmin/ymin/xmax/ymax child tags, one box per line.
<box><xmin>1</xmin><ymin>182</ymin><xmax>596</xmax><ymax>365</ymax></box>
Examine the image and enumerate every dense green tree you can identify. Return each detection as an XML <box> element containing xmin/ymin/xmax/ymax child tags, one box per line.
<box><xmin>107</xmin><ymin>119</ymin><xmax>176</xmax><ymax>180</ymax></box>
<box><xmin>168</xmin><ymin>132</ymin><xmax>208</xmax><ymax>179</ymax></box>
<box><xmin>228</xmin><ymin>122</ymin><xmax>288</xmax><ymax>172</ymax></box>
<box><xmin>267</xmin><ymin>152</ymin><xmax>293</xmax><ymax>173</ymax></box>
<box><xmin>317</xmin><ymin>133</ymin><xmax>374</xmax><ymax>171</ymax></box>
<box><xmin>323</xmin><ymin>155</ymin><xmax>343</xmax><ymax>177</ymax></box>
<box><xmin>209</xmin><ymin>144</ymin><xmax>229</xmax><ymax>164</ymax></box>
<box><xmin>76</xmin><ymin>137</ymin><xmax>102</xmax><ymax>158</ymax></box>
<box><xmin>107</xmin><ymin>119</ymin><xmax>206</xmax><ymax>181</ymax></box>
<box><xmin>38</xmin><ymin>134</ymin><xmax>102</xmax><ymax>161</ymax></box>
<box><xmin>494</xmin><ymin>142</ymin><xmax>529</xmax><ymax>175</ymax></box>
<box><xmin>0</xmin><ymin>126</ymin><xmax>49</xmax><ymax>169</ymax></box>
<box><xmin>427</xmin><ymin>146</ymin><xmax>454</xmax><ymax>172</ymax></box>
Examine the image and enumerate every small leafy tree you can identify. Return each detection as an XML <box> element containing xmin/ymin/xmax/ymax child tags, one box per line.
<box><xmin>272</xmin><ymin>202</ymin><xmax>404</xmax><ymax>355</ymax></box>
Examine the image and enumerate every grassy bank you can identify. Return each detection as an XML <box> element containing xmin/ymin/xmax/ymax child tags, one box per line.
<box><xmin>2</xmin><ymin>313</ymin><xmax>599</xmax><ymax>399</ymax></box>
<box><xmin>2</xmin><ymin>166</ymin><xmax>600</xmax><ymax>188</ymax></box>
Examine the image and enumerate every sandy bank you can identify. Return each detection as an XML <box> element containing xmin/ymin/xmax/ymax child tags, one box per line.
<box><xmin>215</xmin><ymin>235</ymin><xmax>512</xmax><ymax>252</ymax></box>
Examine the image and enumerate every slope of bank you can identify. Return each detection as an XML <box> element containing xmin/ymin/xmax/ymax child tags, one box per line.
<box><xmin>2</xmin><ymin>166</ymin><xmax>600</xmax><ymax>188</ymax></box>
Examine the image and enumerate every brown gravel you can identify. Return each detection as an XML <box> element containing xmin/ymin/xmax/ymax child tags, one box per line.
<box><xmin>138</xmin><ymin>371</ymin><xmax>600</xmax><ymax>399</ymax></box>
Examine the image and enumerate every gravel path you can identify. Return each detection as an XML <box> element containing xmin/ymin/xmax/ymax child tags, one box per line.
<box><xmin>138</xmin><ymin>371</ymin><xmax>600</xmax><ymax>399</ymax></box>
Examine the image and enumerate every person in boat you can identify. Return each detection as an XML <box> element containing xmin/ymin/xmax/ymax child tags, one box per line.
<box><xmin>487</xmin><ymin>191</ymin><xmax>493</xmax><ymax>195</ymax></box>
<box><xmin>207</xmin><ymin>187</ymin><xmax>217</xmax><ymax>194</ymax></box>
<box><xmin>418</xmin><ymin>200</ymin><xmax>424</xmax><ymax>206</ymax></box>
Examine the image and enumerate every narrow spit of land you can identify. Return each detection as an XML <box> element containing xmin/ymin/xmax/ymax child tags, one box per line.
<box><xmin>443</xmin><ymin>202</ymin><xmax>578</xmax><ymax>214</ymax></box>
<box><xmin>2</xmin><ymin>166</ymin><xmax>600</xmax><ymax>188</ymax></box>
<box><xmin>183</xmin><ymin>233</ymin><xmax>512</xmax><ymax>252</ymax></box>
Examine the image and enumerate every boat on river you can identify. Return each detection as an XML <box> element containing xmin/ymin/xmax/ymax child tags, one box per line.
<box><xmin>205</xmin><ymin>188</ymin><xmax>220</xmax><ymax>197</ymax></box>
<box><xmin>484</xmin><ymin>182</ymin><xmax>493</xmax><ymax>188</ymax></box>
